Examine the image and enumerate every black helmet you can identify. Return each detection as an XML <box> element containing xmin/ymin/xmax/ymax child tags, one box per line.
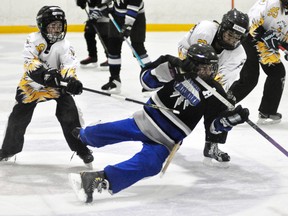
<box><xmin>217</xmin><ymin>8</ymin><xmax>249</xmax><ymax>50</ymax></box>
<box><xmin>36</xmin><ymin>6</ymin><xmax>67</xmax><ymax>44</ymax></box>
<box><xmin>186</xmin><ymin>43</ymin><xmax>218</xmax><ymax>80</ymax></box>
<box><xmin>281</xmin><ymin>0</ymin><xmax>288</xmax><ymax>9</ymax></box>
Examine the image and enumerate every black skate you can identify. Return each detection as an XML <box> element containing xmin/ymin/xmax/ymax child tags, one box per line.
<box><xmin>76</xmin><ymin>149</ymin><xmax>94</xmax><ymax>169</ymax></box>
<box><xmin>80</xmin><ymin>56</ymin><xmax>97</xmax><ymax>68</ymax></box>
<box><xmin>257</xmin><ymin>112</ymin><xmax>282</xmax><ymax>125</ymax></box>
<box><xmin>101</xmin><ymin>76</ymin><xmax>121</xmax><ymax>94</ymax></box>
<box><xmin>203</xmin><ymin>141</ymin><xmax>230</xmax><ymax>168</ymax></box>
<box><xmin>71</xmin><ymin>127</ymin><xmax>81</xmax><ymax>140</ymax></box>
<box><xmin>0</xmin><ymin>149</ymin><xmax>14</xmax><ymax>162</ymax></box>
<box><xmin>69</xmin><ymin>171</ymin><xmax>109</xmax><ymax>203</ymax></box>
<box><xmin>99</xmin><ymin>60</ymin><xmax>109</xmax><ymax>71</ymax></box>
<box><xmin>77</xmin><ymin>150</ymin><xmax>94</xmax><ymax>164</ymax></box>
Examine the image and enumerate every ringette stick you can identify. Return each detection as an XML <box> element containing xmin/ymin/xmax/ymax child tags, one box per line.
<box><xmin>84</xmin><ymin>8</ymin><xmax>108</xmax><ymax>53</ymax></box>
<box><xmin>61</xmin><ymin>83</ymin><xmax>179</xmax><ymax>114</ymax></box>
<box><xmin>82</xmin><ymin>86</ymin><xmax>180</xmax><ymax>114</ymax></box>
<box><xmin>108</xmin><ymin>13</ymin><xmax>145</xmax><ymax>68</ymax></box>
<box><xmin>195</xmin><ymin>76</ymin><xmax>288</xmax><ymax>157</ymax></box>
<box><xmin>160</xmin><ymin>142</ymin><xmax>181</xmax><ymax>178</ymax></box>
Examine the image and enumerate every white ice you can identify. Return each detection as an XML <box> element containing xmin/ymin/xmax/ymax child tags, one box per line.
<box><xmin>0</xmin><ymin>32</ymin><xmax>288</xmax><ymax>216</ymax></box>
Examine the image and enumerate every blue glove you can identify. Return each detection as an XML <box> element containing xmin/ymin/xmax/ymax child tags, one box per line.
<box><xmin>212</xmin><ymin>105</ymin><xmax>249</xmax><ymax>133</ymax></box>
<box><xmin>261</xmin><ymin>30</ymin><xmax>280</xmax><ymax>51</ymax></box>
<box><xmin>89</xmin><ymin>7</ymin><xmax>103</xmax><ymax>20</ymax></box>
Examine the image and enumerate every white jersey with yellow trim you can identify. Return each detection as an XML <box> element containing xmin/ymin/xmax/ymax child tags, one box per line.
<box><xmin>178</xmin><ymin>20</ymin><xmax>246</xmax><ymax>91</ymax></box>
<box><xmin>249</xmin><ymin>0</ymin><xmax>288</xmax><ymax>42</ymax></box>
<box><xmin>23</xmin><ymin>32</ymin><xmax>78</xmax><ymax>71</ymax></box>
<box><xmin>248</xmin><ymin>0</ymin><xmax>288</xmax><ymax>64</ymax></box>
<box><xmin>17</xmin><ymin>32</ymin><xmax>78</xmax><ymax>104</ymax></box>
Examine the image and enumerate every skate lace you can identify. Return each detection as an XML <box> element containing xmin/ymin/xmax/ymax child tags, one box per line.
<box><xmin>91</xmin><ymin>177</ymin><xmax>107</xmax><ymax>193</ymax></box>
<box><xmin>209</xmin><ymin>143</ymin><xmax>225</xmax><ymax>156</ymax></box>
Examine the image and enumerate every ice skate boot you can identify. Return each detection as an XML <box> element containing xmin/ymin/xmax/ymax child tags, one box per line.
<box><xmin>99</xmin><ymin>60</ymin><xmax>109</xmax><ymax>71</ymax></box>
<box><xmin>80</xmin><ymin>56</ymin><xmax>98</xmax><ymax>68</ymax></box>
<box><xmin>203</xmin><ymin>141</ymin><xmax>230</xmax><ymax>168</ymax></box>
<box><xmin>76</xmin><ymin>149</ymin><xmax>94</xmax><ymax>169</ymax></box>
<box><xmin>257</xmin><ymin>112</ymin><xmax>282</xmax><ymax>125</ymax></box>
<box><xmin>71</xmin><ymin>127</ymin><xmax>81</xmax><ymax>140</ymax></box>
<box><xmin>69</xmin><ymin>171</ymin><xmax>109</xmax><ymax>203</ymax></box>
<box><xmin>101</xmin><ymin>76</ymin><xmax>121</xmax><ymax>94</ymax></box>
<box><xmin>0</xmin><ymin>149</ymin><xmax>14</xmax><ymax>162</ymax></box>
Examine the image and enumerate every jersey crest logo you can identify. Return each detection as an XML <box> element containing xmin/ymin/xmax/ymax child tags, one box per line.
<box><xmin>36</xmin><ymin>43</ymin><xmax>46</xmax><ymax>54</ymax></box>
<box><xmin>267</xmin><ymin>7</ymin><xmax>280</xmax><ymax>18</ymax></box>
<box><xmin>172</xmin><ymin>79</ymin><xmax>201</xmax><ymax>109</ymax></box>
<box><xmin>197</xmin><ymin>39</ymin><xmax>207</xmax><ymax>44</ymax></box>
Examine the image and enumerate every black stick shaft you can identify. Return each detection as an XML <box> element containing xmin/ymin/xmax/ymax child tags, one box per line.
<box><xmin>82</xmin><ymin>87</ymin><xmax>180</xmax><ymax>114</ymax></box>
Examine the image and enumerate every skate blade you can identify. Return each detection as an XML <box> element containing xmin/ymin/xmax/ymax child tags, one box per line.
<box><xmin>102</xmin><ymin>88</ymin><xmax>121</xmax><ymax>94</ymax></box>
<box><xmin>99</xmin><ymin>66</ymin><xmax>109</xmax><ymax>71</ymax></box>
<box><xmin>0</xmin><ymin>155</ymin><xmax>16</xmax><ymax>162</ymax></box>
<box><xmin>85</xmin><ymin>162</ymin><xmax>93</xmax><ymax>170</ymax></box>
<box><xmin>257</xmin><ymin>119</ymin><xmax>281</xmax><ymax>125</ymax></box>
<box><xmin>203</xmin><ymin>157</ymin><xmax>229</xmax><ymax>168</ymax></box>
<box><xmin>68</xmin><ymin>173</ymin><xmax>87</xmax><ymax>202</ymax></box>
<box><xmin>80</xmin><ymin>63</ymin><xmax>98</xmax><ymax>68</ymax></box>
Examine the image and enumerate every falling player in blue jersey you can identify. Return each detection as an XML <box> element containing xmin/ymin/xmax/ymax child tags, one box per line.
<box><xmin>69</xmin><ymin>43</ymin><xmax>249</xmax><ymax>203</ymax></box>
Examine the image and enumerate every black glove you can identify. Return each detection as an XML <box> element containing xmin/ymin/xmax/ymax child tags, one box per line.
<box><xmin>261</xmin><ymin>30</ymin><xmax>280</xmax><ymax>51</ymax></box>
<box><xmin>120</xmin><ymin>24</ymin><xmax>132</xmax><ymax>39</ymax></box>
<box><xmin>43</xmin><ymin>69</ymin><xmax>61</xmax><ymax>87</ymax></box>
<box><xmin>165</xmin><ymin>56</ymin><xmax>196</xmax><ymax>80</ymax></box>
<box><xmin>76</xmin><ymin>0</ymin><xmax>87</xmax><ymax>9</ymax></box>
<box><xmin>89</xmin><ymin>7</ymin><xmax>103</xmax><ymax>20</ymax></box>
<box><xmin>226</xmin><ymin>90</ymin><xmax>237</xmax><ymax>105</ymax></box>
<box><xmin>179</xmin><ymin>58</ymin><xmax>197</xmax><ymax>79</ymax></box>
<box><xmin>212</xmin><ymin>105</ymin><xmax>249</xmax><ymax>133</ymax></box>
<box><xmin>66</xmin><ymin>78</ymin><xmax>83</xmax><ymax>95</ymax></box>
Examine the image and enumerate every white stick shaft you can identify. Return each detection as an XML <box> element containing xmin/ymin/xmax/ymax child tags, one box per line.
<box><xmin>195</xmin><ymin>77</ymin><xmax>234</xmax><ymax>110</ymax></box>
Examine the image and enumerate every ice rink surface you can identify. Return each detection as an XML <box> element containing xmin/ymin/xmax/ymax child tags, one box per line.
<box><xmin>0</xmin><ymin>32</ymin><xmax>288</xmax><ymax>216</ymax></box>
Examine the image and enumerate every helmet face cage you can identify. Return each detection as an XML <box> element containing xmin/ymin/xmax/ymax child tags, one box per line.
<box><xmin>36</xmin><ymin>6</ymin><xmax>67</xmax><ymax>44</ymax></box>
<box><xmin>281</xmin><ymin>0</ymin><xmax>288</xmax><ymax>9</ymax></box>
<box><xmin>187</xmin><ymin>44</ymin><xmax>219</xmax><ymax>80</ymax></box>
<box><xmin>217</xmin><ymin>8</ymin><xmax>249</xmax><ymax>50</ymax></box>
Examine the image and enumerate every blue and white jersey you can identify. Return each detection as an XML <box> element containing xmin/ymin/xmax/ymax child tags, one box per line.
<box><xmin>135</xmin><ymin>59</ymin><xmax>228</xmax><ymax>151</ymax></box>
<box><xmin>101</xmin><ymin>0</ymin><xmax>144</xmax><ymax>26</ymax></box>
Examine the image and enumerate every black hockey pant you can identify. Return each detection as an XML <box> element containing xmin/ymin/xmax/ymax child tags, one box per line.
<box><xmin>108</xmin><ymin>13</ymin><xmax>149</xmax><ymax>78</ymax></box>
<box><xmin>84</xmin><ymin>20</ymin><xmax>109</xmax><ymax>59</ymax></box>
<box><xmin>229</xmin><ymin>35</ymin><xmax>286</xmax><ymax>114</ymax></box>
<box><xmin>1</xmin><ymin>95</ymin><xmax>90</xmax><ymax>156</ymax></box>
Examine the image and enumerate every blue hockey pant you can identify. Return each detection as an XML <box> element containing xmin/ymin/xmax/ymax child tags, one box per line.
<box><xmin>79</xmin><ymin>118</ymin><xmax>170</xmax><ymax>193</ymax></box>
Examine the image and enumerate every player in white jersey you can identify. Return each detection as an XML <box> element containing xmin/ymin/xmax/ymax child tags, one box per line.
<box><xmin>0</xmin><ymin>6</ymin><xmax>94</xmax><ymax>166</ymax></box>
<box><xmin>229</xmin><ymin>0</ymin><xmax>288</xmax><ymax>125</ymax></box>
<box><xmin>178</xmin><ymin>9</ymin><xmax>249</xmax><ymax>166</ymax></box>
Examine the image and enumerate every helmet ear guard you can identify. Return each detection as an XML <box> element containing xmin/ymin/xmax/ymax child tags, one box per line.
<box><xmin>36</xmin><ymin>6</ymin><xmax>67</xmax><ymax>44</ymax></box>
